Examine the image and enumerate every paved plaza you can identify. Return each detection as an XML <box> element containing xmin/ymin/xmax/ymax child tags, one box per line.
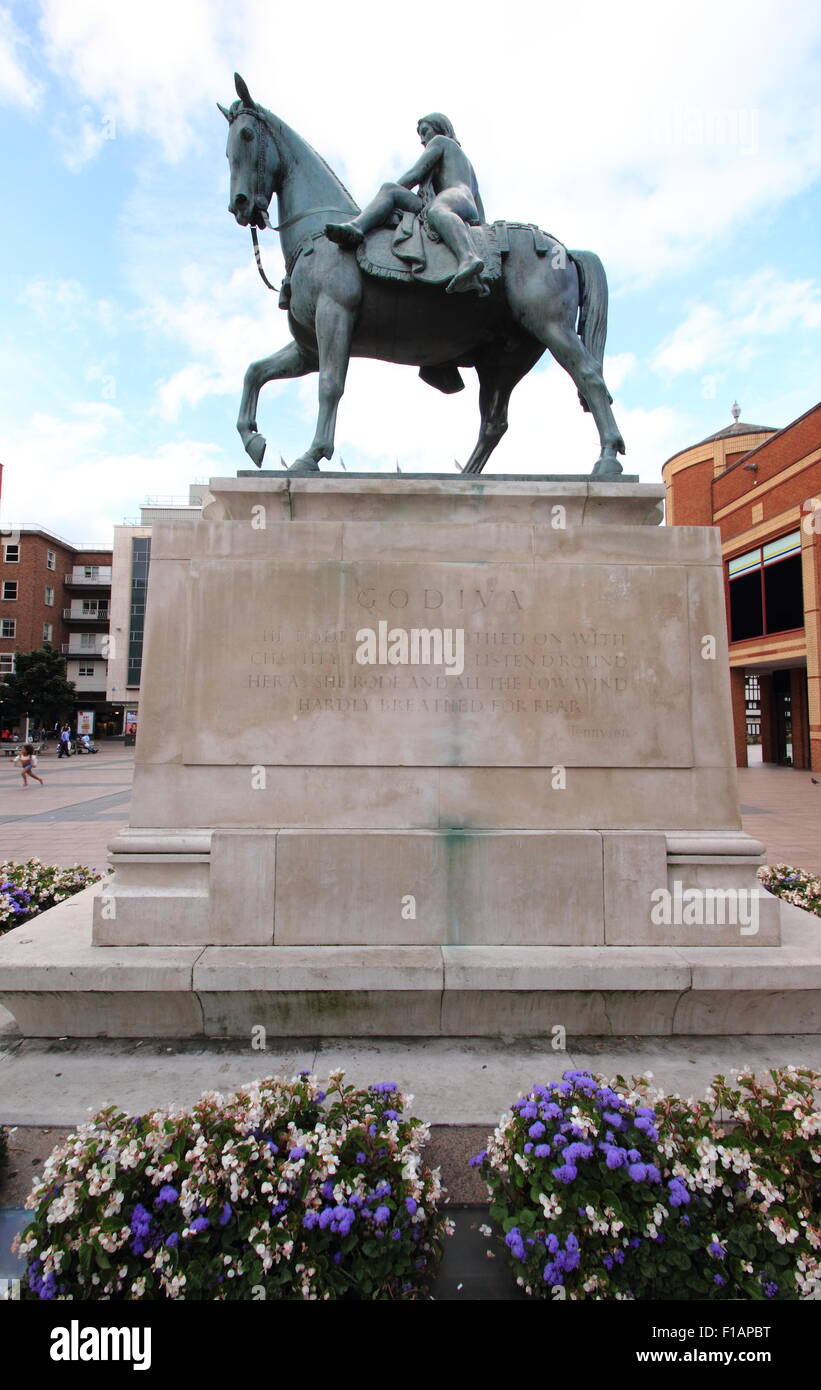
<box><xmin>0</xmin><ymin>742</ymin><xmax>818</xmax><ymax>877</ymax></box>
<box><xmin>0</xmin><ymin>742</ymin><xmax>133</xmax><ymax>872</ymax></box>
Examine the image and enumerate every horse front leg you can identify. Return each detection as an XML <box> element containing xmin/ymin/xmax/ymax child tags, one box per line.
<box><xmin>238</xmin><ymin>340</ymin><xmax>315</xmax><ymax>467</ymax></box>
<box><xmin>288</xmin><ymin>295</ymin><xmax>354</xmax><ymax>475</ymax></box>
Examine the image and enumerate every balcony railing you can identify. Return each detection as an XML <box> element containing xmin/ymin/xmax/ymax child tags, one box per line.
<box><xmin>64</xmin><ymin>570</ymin><xmax>113</xmax><ymax>586</ymax></box>
<box><xmin>62</xmin><ymin>608</ymin><xmax>109</xmax><ymax>621</ymax></box>
<box><xmin>61</xmin><ymin>643</ymin><xmax>107</xmax><ymax>657</ymax></box>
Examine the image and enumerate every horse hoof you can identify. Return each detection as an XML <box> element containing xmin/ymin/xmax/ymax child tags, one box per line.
<box><xmin>590</xmin><ymin>455</ymin><xmax>624</xmax><ymax>479</ymax></box>
<box><xmin>246</xmin><ymin>434</ymin><xmax>267</xmax><ymax>468</ymax></box>
<box><xmin>287</xmin><ymin>455</ymin><xmax>321</xmax><ymax>475</ymax></box>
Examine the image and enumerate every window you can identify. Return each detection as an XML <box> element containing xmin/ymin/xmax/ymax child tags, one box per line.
<box><xmin>80</xmin><ymin>633</ymin><xmax>98</xmax><ymax>649</ymax></box>
<box><xmin>0</xmin><ymin>654</ymin><xmax>14</xmax><ymax>676</ymax></box>
<box><xmin>47</xmin><ymin>550</ymin><xmax>56</xmax><ymax>571</ymax></box>
<box><xmin>128</xmin><ymin>537</ymin><xmax>151</xmax><ymax>686</ymax></box>
<box><xmin>78</xmin><ymin>663</ymin><xmax>95</xmax><ymax>677</ymax></box>
<box><xmin>45</xmin><ymin>585</ymin><xmax>54</xmax><ymax>606</ymax></box>
<box><xmin>3</xmin><ymin>544</ymin><xmax>19</xmax><ymax>563</ymax></box>
<box><xmin>2</xmin><ymin>581</ymin><xmax>17</xmax><ymax>600</ymax></box>
<box><xmin>43</xmin><ymin>622</ymin><xmax>53</xmax><ymax>643</ymax></box>
<box><xmin>728</xmin><ymin>530</ymin><xmax>804</xmax><ymax>642</ymax></box>
<box><xmin>83</xmin><ymin>565</ymin><xmax>100</xmax><ymax>580</ymax></box>
<box><xmin>1</xmin><ymin>618</ymin><xmax>16</xmax><ymax>638</ymax></box>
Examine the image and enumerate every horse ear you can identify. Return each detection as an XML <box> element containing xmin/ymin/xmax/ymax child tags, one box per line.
<box><xmin>234</xmin><ymin>72</ymin><xmax>255</xmax><ymax>108</ymax></box>
<box><xmin>217</xmin><ymin>102</ymin><xmax>232</xmax><ymax>122</ymax></box>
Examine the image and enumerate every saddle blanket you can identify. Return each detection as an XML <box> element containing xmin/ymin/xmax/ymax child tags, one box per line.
<box><xmin>356</xmin><ymin>214</ymin><xmax>505</xmax><ymax>288</ymax></box>
<box><xmin>355</xmin><ymin>216</ymin><xmax>565</xmax><ymax>290</ymax></box>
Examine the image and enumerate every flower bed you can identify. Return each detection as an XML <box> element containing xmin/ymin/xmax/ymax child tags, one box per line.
<box><xmin>15</xmin><ymin>1072</ymin><xmax>451</xmax><ymax>1300</ymax></box>
<box><xmin>0</xmin><ymin>859</ymin><xmax>102</xmax><ymax>934</ymax></box>
<box><xmin>758</xmin><ymin>863</ymin><xmax>821</xmax><ymax>918</ymax></box>
<box><xmin>474</xmin><ymin>1066</ymin><xmax>820</xmax><ymax>1300</ymax></box>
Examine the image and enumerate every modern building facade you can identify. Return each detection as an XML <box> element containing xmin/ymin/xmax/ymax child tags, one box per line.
<box><xmin>106</xmin><ymin>486</ymin><xmax>206</xmax><ymax>732</ymax></box>
<box><xmin>664</xmin><ymin>400</ymin><xmax>821</xmax><ymax>771</ymax></box>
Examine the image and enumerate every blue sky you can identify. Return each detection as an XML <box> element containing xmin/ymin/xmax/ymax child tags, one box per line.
<box><xmin>0</xmin><ymin>0</ymin><xmax>819</xmax><ymax>542</ymax></box>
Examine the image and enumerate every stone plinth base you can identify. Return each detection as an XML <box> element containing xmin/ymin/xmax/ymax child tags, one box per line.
<box><xmin>0</xmin><ymin>886</ymin><xmax>817</xmax><ymax>1038</ymax></box>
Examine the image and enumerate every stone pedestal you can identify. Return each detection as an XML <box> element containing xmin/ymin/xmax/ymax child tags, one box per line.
<box><xmin>1</xmin><ymin>474</ymin><xmax>798</xmax><ymax>1039</ymax></box>
<box><xmin>97</xmin><ymin>475</ymin><xmax>774</xmax><ymax>951</ymax></box>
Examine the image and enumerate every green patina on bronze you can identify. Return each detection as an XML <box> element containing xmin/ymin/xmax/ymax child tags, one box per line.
<box><xmin>220</xmin><ymin>74</ymin><xmax>627</xmax><ymax>480</ymax></box>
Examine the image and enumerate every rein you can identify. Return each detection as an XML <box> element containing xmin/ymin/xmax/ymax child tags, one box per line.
<box><xmin>251</xmin><ymin>226</ymin><xmax>277</xmax><ymax>292</ymax></box>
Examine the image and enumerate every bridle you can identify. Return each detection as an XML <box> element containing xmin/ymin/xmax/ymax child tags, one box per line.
<box><xmin>237</xmin><ymin>105</ymin><xmax>352</xmax><ymax>293</ymax></box>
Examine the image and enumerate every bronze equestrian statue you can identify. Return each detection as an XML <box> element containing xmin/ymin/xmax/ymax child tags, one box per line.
<box><xmin>220</xmin><ymin>74</ymin><xmax>626</xmax><ymax>477</ymax></box>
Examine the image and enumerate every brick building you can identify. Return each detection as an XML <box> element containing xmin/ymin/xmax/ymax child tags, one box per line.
<box><xmin>0</xmin><ymin>525</ymin><xmax>114</xmax><ymax>733</ymax></box>
<box><xmin>663</xmin><ymin>400</ymin><xmax>821</xmax><ymax>772</ymax></box>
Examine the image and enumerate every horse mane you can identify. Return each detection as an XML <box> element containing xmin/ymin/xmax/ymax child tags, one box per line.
<box><xmin>236</xmin><ymin>100</ymin><xmax>357</xmax><ymax>208</ymax></box>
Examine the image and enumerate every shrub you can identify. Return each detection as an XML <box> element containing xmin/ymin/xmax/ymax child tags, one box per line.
<box><xmin>0</xmin><ymin>859</ymin><xmax>102</xmax><ymax>934</ymax></box>
<box><xmin>475</xmin><ymin>1067</ymin><xmax>821</xmax><ymax>1300</ymax></box>
<box><xmin>758</xmin><ymin>863</ymin><xmax>821</xmax><ymax>918</ymax></box>
<box><xmin>16</xmin><ymin>1071</ymin><xmax>451</xmax><ymax>1300</ymax></box>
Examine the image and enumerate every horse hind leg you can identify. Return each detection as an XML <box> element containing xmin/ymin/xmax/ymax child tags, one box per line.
<box><xmin>539</xmin><ymin>324</ymin><xmax>625</xmax><ymax>477</ymax></box>
<box><xmin>462</xmin><ymin>343</ymin><xmax>543</xmax><ymax>476</ymax></box>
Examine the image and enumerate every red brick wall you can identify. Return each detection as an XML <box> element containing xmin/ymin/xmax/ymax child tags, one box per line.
<box><xmin>667</xmin><ymin>457</ymin><xmax>716</xmax><ymax>526</ymax></box>
<box><xmin>714</xmin><ymin>404</ymin><xmax>821</xmax><ymax>514</ymax></box>
<box><xmin>0</xmin><ymin>533</ymin><xmax>74</xmax><ymax>665</ymax></box>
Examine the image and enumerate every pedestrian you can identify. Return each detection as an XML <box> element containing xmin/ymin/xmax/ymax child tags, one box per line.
<box><xmin>58</xmin><ymin>723</ymin><xmax>72</xmax><ymax>758</ymax></box>
<box><xmin>16</xmin><ymin>743</ymin><xmax>44</xmax><ymax>788</ymax></box>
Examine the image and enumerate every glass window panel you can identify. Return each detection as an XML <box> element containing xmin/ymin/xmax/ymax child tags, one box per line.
<box><xmin>729</xmin><ymin>571</ymin><xmax>763</xmax><ymax>641</ymax></box>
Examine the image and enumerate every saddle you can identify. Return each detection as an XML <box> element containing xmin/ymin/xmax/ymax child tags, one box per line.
<box><xmin>356</xmin><ymin>212</ymin><xmax>506</xmax><ymax>290</ymax></box>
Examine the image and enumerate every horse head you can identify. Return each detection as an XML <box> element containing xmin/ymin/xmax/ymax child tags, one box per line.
<box><xmin>219</xmin><ymin>73</ymin><xmax>281</xmax><ymax>229</ymax></box>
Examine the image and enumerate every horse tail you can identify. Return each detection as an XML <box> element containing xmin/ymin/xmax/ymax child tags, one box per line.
<box><xmin>571</xmin><ymin>249</ymin><xmax>610</xmax><ymax>411</ymax></box>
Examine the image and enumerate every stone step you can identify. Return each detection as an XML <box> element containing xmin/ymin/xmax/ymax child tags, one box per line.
<box><xmin>0</xmin><ymin>888</ymin><xmax>819</xmax><ymax>1038</ymax></box>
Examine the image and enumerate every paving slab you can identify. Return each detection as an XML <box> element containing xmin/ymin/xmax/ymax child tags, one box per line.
<box><xmin>1</xmin><ymin>1034</ymin><xmax>819</xmax><ymax>1128</ymax></box>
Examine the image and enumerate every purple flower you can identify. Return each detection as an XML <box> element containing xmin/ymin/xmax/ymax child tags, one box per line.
<box><xmin>383</xmin><ymin>1109</ymin><xmax>400</xmax><ymax>1121</ymax></box>
<box><xmin>714</xmin><ymin>1273</ymin><xmax>726</xmax><ymax>1286</ymax></box>
<box><xmin>602</xmin><ymin>1111</ymin><xmax>624</xmax><ymax>1129</ymax></box>
<box><xmin>534</xmin><ymin>1144</ymin><xmax>550</xmax><ymax>1159</ymax></box>
<box><xmin>355</xmin><ymin>1151</ymin><xmax>367</xmax><ymax>1164</ymax></box>
<box><xmin>469</xmin><ymin>1150</ymin><xmax>488</xmax><ymax>1168</ymax></box>
<box><xmin>219</xmin><ymin>1202</ymin><xmax>233</xmax><ymax>1227</ymax></box>
<box><xmin>552</xmin><ymin>1163</ymin><xmax>578</xmax><ymax>1184</ymax></box>
<box><xmin>374</xmin><ymin>1205</ymin><xmax>391</xmax><ymax>1225</ymax></box>
<box><xmin>528</xmin><ymin>1120</ymin><xmax>546</xmax><ymax>1139</ymax></box>
<box><xmin>708</xmin><ymin>1241</ymin><xmax>726</xmax><ymax>1260</ymax></box>
<box><xmin>628</xmin><ymin>1163</ymin><xmax>648</xmax><ymax>1182</ymax></box>
<box><xmin>289</xmin><ymin>1145</ymin><xmax>307</xmax><ymax>1161</ymax></box>
<box><xmin>154</xmin><ymin>1184</ymin><xmax>179</xmax><ymax>1207</ymax></box>
<box><xmin>763</xmin><ymin>1281</ymin><xmax>778</xmax><ymax>1298</ymax></box>
<box><xmin>391</xmin><ymin>1229</ymin><xmax>401</xmax><ymax>1241</ymax></box>
<box><xmin>370</xmin><ymin>1082</ymin><xmax>398</xmax><ymax>1094</ymax></box>
<box><xmin>190</xmin><ymin>1216</ymin><xmax>210</xmax><ymax>1233</ymax></box>
<box><xmin>303</xmin><ymin>1210</ymin><xmax>319</xmax><ymax>1229</ymax></box>
<box><xmin>165</xmin><ymin>1232</ymin><xmax>179</xmax><ymax>1248</ymax></box>
<box><xmin>405</xmin><ymin>1197</ymin><xmax>418</xmax><ymax>1215</ymax></box>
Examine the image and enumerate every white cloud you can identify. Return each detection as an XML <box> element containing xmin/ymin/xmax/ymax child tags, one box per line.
<box><xmin>652</xmin><ymin>269</ymin><xmax>821</xmax><ymax>376</ymax></box>
<box><xmin>0</xmin><ymin>402</ymin><xmax>229</xmax><ymax>542</ymax></box>
<box><xmin>287</xmin><ymin>352</ymin><xmax>682</xmax><ymax>484</ymax></box>
<box><xmin>37</xmin><ymin>0</ymin><xmax>821</xmax><ymax>282</ymax></box>
<box><xmin>0</xmin><ymin>5</ymin><xmax>40</xmax><ymax>106</ymax></box>
<box><xmin>18</xmin><ymin>276</ymin><xmax>115</xmax><ymax>330</ymax></box>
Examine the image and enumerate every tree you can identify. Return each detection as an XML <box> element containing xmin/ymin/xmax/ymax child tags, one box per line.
<box><xmin>0</xmin><ymin>646</ymin><xmax>76</xmax><ymax>728</ymax></box>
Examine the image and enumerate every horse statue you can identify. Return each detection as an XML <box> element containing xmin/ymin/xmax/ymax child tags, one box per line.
<box><xmin>219</xmin><ymin>74</ymin><xmax>627</xmax><ymax>477</ymax></box>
